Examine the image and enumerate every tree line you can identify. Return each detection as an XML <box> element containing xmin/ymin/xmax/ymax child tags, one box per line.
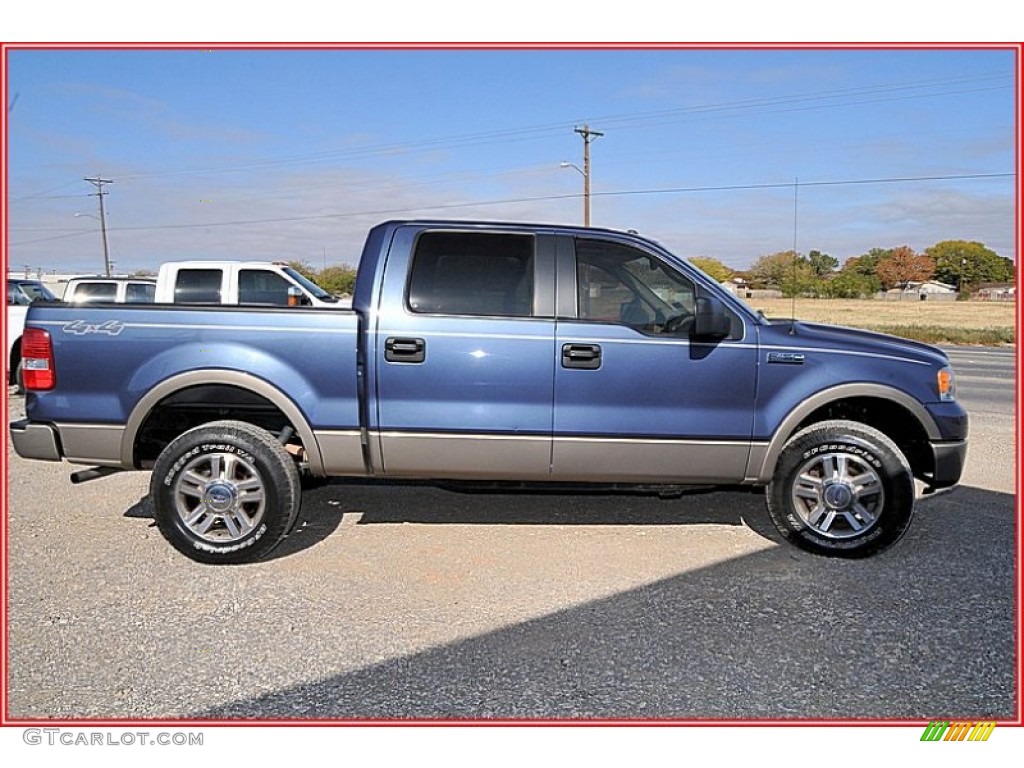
<box><xmin>288</xmin><ymin>262</ymin><xmax>358</xmax><ymax>297</ymax></box>
<box><xmin>691</xmin><ymin>240</ymin><xmax>1014</xmax><ymax>299</ymax></box>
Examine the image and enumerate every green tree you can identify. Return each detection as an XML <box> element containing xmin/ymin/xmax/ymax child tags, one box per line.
<box><xmin>316</xmin><ymin>265</ymin><xmax>358</xmax><ymax>296</ymax></box>
<box><xmin>837</xmin><ymin>251</ymin><xmax>883</xmax><ymax>295</ymax></box>
<box><xmin>807</xmin><ymin>249</ymin><xmax>839</xmax><ymax>277</ymax></box>
<box><xmin>844</xmin><ymin>248</ymin><xmax>889</xmax><ymax>277</ymax></box>
<box><xmin>925</xmin><ymin>240</ymin><xmax>1015</xmax><ymax>292</ymax></box>
<box><xmin>689</xmin><ymin>256</ymin><xmax>735</xmax><ymax>283</ymax></box>
<box><xmin>824</xmin><ymin>270</ymin><xmax>878</xmax><ymax>298</ymax></box>
<box><xmin>875</xmin><ymin>246</ymin><xmax>934</xmax><ymax>292</ymax></box>
<box><xmin>748</xmin><ymin>251</ymin><xmax>816</xmax><ymax>297</ymax></box>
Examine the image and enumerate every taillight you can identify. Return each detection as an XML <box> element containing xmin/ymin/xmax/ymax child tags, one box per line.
<box><xmin>21</xmin><ymin>328</ymin><xmax>56</xmax><ymax>391</ymax></box>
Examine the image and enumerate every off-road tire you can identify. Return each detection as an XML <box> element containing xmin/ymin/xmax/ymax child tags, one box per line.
<box><xmin>150</xmin><ymin>420</ymin><xmax>301</xmax><ymax>564</ymax></box>
<box><xmin>766</xmin><ymin>420</ymin><xmax>915</xmax><ymax>558</ymax></box>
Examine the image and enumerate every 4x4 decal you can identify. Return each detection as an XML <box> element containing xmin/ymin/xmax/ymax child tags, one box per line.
<box><xmin>62</xmin><ymin>319</ymin><xmax>125</xmax><ymax>336</ymax></box>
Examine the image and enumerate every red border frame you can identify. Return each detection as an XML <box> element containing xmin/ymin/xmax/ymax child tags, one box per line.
<box><xmin>0</xmin><ymin>40</ymin><xmax>1020</xmax><ymax>730</ymax></box>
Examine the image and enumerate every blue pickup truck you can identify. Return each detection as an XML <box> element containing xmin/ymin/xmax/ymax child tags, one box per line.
<box><xmin>10</xmin><ymin>220</ymin><xmax>967</xmax><ymax>564</ymax></box>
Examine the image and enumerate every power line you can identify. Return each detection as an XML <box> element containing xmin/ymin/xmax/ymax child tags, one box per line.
<box><xmin>8</xmin><ymin>230</ymin><xmax>97</xmax><ymax>246</ymax></box>
<box><xmin>88</xmin><ymin>71</ymin><xmax>1014</xmax><ymax>184</ymax></box>
<box><xmin>10</xmin><ymin>170</ymin><xmax>1010</xmax><ymax>245</ymax></box>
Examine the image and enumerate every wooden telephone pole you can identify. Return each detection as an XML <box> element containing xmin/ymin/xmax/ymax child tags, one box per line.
<box><xmin>573</xmin><ymin>125</ymin><xmax>603</xmax><ymax>227</ymax></box>
<box><xmin>84</xmin><ymin>176</ymin><xmax>113</xmax><ymax>277</ymax></box>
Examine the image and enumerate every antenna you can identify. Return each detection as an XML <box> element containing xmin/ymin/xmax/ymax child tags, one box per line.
<box><xmin>790</xmin><ymin>177</ymin><xmax>799</xmax><ymax>335</ymax></box>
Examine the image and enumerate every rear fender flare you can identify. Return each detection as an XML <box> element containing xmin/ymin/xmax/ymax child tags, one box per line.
<box><xmin>121</xmin><ymin>369</ymin><xmax>324</xmax><ymax>474</ymax></box>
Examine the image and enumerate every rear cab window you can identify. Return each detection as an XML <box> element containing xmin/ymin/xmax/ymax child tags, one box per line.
<box><xmin>70</xmin><ymin>282</ymin><xmax>118</xmax><ymax>303</ymax></box>
<box><xmin>125</xmin><ymin>282</ymin><xmax>156</xmax><ymax>303</ymax></box>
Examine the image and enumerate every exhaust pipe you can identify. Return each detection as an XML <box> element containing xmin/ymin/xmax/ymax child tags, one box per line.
<box><xmin>70</xmin><ymin>466</ymin><xmax>122</xmax><ymax>484</ymax></box>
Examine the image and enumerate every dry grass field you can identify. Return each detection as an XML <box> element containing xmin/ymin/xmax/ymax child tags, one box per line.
<box><xmin>738</xmin><ymin>298</ymin><xmax>1016</xmax><ymax>345</ymax></box>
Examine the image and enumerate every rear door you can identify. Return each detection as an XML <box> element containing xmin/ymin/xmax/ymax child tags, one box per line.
<box><xmin>373</xmin><ymin>227</ymin><xmax>557</xmax><ymax>479</ymax></box>
<box><xmin>552</xmin><ymin>235</ymin><xmax>759</xmax><ymax>483</ymax></box>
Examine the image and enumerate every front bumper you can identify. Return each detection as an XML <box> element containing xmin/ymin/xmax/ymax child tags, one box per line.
<box><xmin>9</xmin><ymin>419</ymin><xmax>62</xmax><ymax>462</ymax></box>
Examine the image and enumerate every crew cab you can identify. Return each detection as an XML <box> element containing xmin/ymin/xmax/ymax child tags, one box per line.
<box><xmin>9</xmin><ymin>220</ymin><xmax>968</xmax><ymax>564</ymax></box>
<box><xmin>154</xmin><ymin>260</ymin><xmax>346</xmax><ymax>308</ymax></box>
<box><xmin>62</xmin><ymin>275</ymin><xmax>157</xmax><ymax>304</ymax></box>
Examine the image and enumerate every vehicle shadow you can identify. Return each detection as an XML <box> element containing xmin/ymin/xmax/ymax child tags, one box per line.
<box><xmin>123</xmin><ymin>479</ymin><xmax>773</xmax><ymax>561</ymax></box>
<box><xmin>192</xmin><ymin>484</ymin><xmax>1015</xmax><ymax>720</ymax></box>
<box><xmin>267</xmin><ymin>479</ymin><xmax>774</xmax><ymax>560</ymax></box>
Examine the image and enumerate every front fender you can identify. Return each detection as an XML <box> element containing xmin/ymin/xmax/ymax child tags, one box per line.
<box><xmin>746</xmin><ymin>382</ymin><xmax>942</xmax><ymax>483</ymax></box>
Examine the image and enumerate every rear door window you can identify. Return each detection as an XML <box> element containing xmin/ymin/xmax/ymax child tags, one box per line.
<box><xmin>174</xmin><ymin>270</ymin><xmax>222</xmax><ymax>304</ymax></box>
<box><xmin>407</xmin><ymin>231</ymin><xmax>535</xmax><ymax>317</ymax></box>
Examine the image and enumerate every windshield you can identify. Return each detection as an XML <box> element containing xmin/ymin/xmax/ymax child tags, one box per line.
<box><xmin>282</xmin><ymin>267</ymin><xmax>337</xmax><ymax>302</ymax></box>
<box><xmin>9</xmin><ymin>281</ymin><xmax>58</xmax><ymax>304</ymax></box>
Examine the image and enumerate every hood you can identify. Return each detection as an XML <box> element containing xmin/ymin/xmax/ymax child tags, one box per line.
<box><xmin>760</xmin><ymin>319</ymin><xmax>949</xmax><ymax>367</ymax></box>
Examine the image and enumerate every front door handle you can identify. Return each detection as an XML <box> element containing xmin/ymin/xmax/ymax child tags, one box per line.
<box><xmin>562</xmin><ymin>343</ymin><xmax>602</xmax><ymax>370</ymax></box>
<box><xmin>385</xmin><ymin>337</ymin><xmax>426</xmax><ymax>363</ymax></box>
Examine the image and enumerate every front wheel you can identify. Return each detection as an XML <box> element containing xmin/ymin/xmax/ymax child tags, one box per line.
<box><xmin>150</xmin><ymin>420</ymin><xmax>301</xmax><ymax>564</ymax></box>
<box><xmin>766</xmin><ymin>420</ymin><xmax>915</xmax><ymax>558</ymax></box>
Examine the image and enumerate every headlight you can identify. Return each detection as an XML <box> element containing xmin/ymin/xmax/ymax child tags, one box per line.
<box><xmin>937</xmin><ymin>366</ymin><xmax>956</xmax><ymax>402</ymax></box>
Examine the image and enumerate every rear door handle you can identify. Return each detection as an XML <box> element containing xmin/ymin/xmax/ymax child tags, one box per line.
<box><xmin>561</xmin><ymin>343</ymin><xmax>602</xmax><ymax>370</ymax></box>
<box><xmin>385</xmin><ymin>337</ymin><xmax>426</xmax><ymax>363</ymax></box>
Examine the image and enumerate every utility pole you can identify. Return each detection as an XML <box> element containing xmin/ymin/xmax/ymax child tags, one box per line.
<box><xmin>84</xmin><ymin>176</ymin><xmax>113</xmax><ymax>276</ymax></box>
<box><xmin>573</xmin><ymin>125</ymin><xmax>603</xmax><ymax>227</ymax></box>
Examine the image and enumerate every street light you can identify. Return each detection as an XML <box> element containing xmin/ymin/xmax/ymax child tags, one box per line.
<box><xmin>74</xmin><ymin>211</ymin><xmax>112</xmax><ymax>276</ymax></box>
<box><xmin>559</xmin><ymin>161</ymin><xmax>590</xmax><ymax>226</ymax></box>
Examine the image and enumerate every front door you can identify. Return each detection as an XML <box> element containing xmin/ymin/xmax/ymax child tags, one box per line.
<box><xmin>552</xmin><ymin>235</ymin><xmax>758</xmax><ymax>483</ymax></box>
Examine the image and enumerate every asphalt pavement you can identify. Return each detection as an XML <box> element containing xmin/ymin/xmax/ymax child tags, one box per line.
<box><xmin>4</xmin><ymin>347</ymin><xmax>1016</xmax><ymax>720</ymax></box>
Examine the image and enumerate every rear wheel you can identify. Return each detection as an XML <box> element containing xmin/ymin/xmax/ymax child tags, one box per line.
<box><xmin>766</xmin><ymin>420</ymin><xmax>915</xmax><ymax>558</ymax></box>
<box><xmin>150</xmin><ymin>420</ymin><xmax>300</xmax><ymax>564</ymax></box>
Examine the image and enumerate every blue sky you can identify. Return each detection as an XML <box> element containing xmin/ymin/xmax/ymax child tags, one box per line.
<box><xmin>5</xmin><ymin>46</ymin><xmax>1017</xmax><ymax>276</ymax></box>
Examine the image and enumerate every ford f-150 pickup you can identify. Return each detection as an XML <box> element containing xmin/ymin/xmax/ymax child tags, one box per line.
<box><xmin>9</xmin><ymin>220</ymin><xmax>968</xmax><ymax>564</ymax></box>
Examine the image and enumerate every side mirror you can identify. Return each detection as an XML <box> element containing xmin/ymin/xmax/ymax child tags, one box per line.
<box><xmin>286</xmin><ymin>286</ymin><xmax>304</xmax><ymax>307</ymax></box>
<box><xmin>693</xmin><ymin>295</ymin><xmax>731</xmax><ymax>339</ymax></box>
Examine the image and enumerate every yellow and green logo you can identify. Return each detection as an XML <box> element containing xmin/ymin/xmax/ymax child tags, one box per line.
<box><xmin>920</xmin><ymin>721</ymin><xmax>996</xmax><ymax>742</ymax></box>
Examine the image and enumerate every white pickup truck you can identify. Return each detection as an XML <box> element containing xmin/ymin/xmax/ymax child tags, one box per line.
<box><xmin>62</xmin><ymin>275</ymin><xmax>157</xmax><ymax>304</ymax></box>
<box><xmin>154</xmin><ymin>261</ymin><xmax>347</xmax><ymax>308</ymax></box>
